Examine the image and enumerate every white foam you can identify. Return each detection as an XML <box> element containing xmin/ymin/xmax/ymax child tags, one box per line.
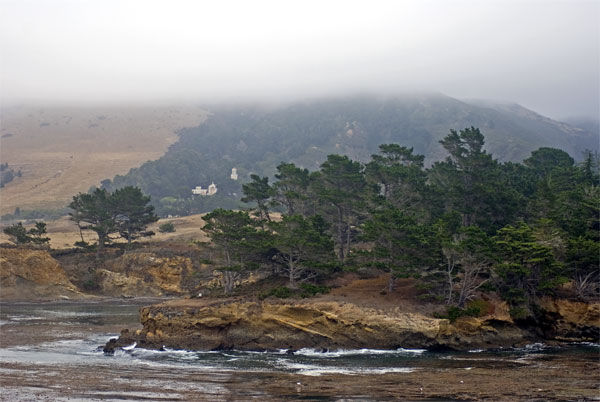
<box><xmin>293</xmin><ymin>347</ymin><xmax>426</xmax><ymax>357</ymax></box>
<box><xmin>277</xmin><ymin>360</ymin><xmax>415</xmax><ymax>376</ymax></box>
<box><xmin>122</xmin><ymin>342</ymin><xmax>137</xmax><ymax>351</ymax></box>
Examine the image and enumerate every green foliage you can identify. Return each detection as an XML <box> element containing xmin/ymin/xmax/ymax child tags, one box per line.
<box><xmin>158</xmin><ymin>222</ymin><xmax>176</xmax><ymax>233</ymax></box>
<box><xmin>3</xmin><ymin>221</ymin><xmax>50</xmax><ymax>245</ymax></box>
<box><xmin>466</xmin><ymin>299</ymin><xmax>492</xmax><ymax>316</ymax></box>
<box><xmin>202</xmin><ymin>209</ymin><xmax>271</xmax><ymax>294</ymax></box>
<box><xmin>311</xmin><ymin>154</ymin><xmax>368</xmax><ymax>261</ymax></box>
<box><xmin>430</xmin><ymin>127</ymin><xmax>521</xmax><ymax>231</ymax></box>
<box><xmin>28</xmin><ymin>222</ymin><xmax>50</xmax><ymax>245</ymax></box>
<box><xmin>273</xmin><ymin>162</ymin><xmax>311</xmax><ymax>215</ymax></box>
<box><xmin>68</xmin><ymin>186</ymin><xmax>157</xmax><ymax>254</ymax></box>
<box><xmin>82</xmin><ymin>279</ymin><xmax>100</xmax><ymax>291</ymax></box>
<box><xmin>269</xmin><ymin>214</ymin><xmax>335</xmax><ymax>288</ymax></box>
<box><xmin>258</xmin><ymin>284</ymin><xmax>329</xmax><ymax>300</ymax></box>
<box><xmin>3</xmin><ymin>223</ymin><xmax>31</xmax><ymax>244</ymax></box>
<box><xmin>494</xmin><ymin>222</ymin><xmax>567</xmax><ymax>308</ymax></box>
<box><xmin>111</xmin><ymin>186</ymin><xmax>159</xmax><ymax>247</ymax></box>
<box><xmin>434</xmin><ymin>305</ymin><xmax>481</xmax><ymax>322</ymax></box>
<box><xmin>299</xmin><ymin>283</ymin><xmax>330</xmax><ymax>298</ymax></box>
<box><xmin>361</xmin><ymin>206</ymin><xmax>435</xmax><ymax>279</ymax></box>
<box><xmin>524</xmin><ymin>147</ymin><xmax>575</xmax><ymax>177</ymax></box>
<box><xmin>508</xmin><ymin>306</ymin><xmax>530</xmax><ymax>320</ymax></box>
<box><xmin>259</xmin><ymin>286</ymin><xmax>293</xmax><ymax>300</ymax></box>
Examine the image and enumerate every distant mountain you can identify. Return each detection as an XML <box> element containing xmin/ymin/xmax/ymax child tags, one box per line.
<box><xmin>106</xmin><ymin>94</ymin><xmax>598</xmax><ymax>215</ymax></box>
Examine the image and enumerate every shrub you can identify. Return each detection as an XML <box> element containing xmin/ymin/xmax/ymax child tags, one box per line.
<box><xmin>158</xmin><ymin>222</ymin><xmax>175</xmax><ymax>233</ymax></box>
<box><xmin>299</xmin><ymin>283</ymin><xmax>330</xmax><ymax>298</ymax></box>
<box><xmin>434</xmin><ymin>305</ymin><xmax>481</xmax><ymax>322</ymax></box>
<box><xmin>259</xmin><ymin>286</ymin><xmax>292</xmax><ymax>300</ymax></box>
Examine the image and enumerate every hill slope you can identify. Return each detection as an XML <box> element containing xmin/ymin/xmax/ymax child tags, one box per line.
<box><xmin>106</xmin><ymin>94</ymin><xmax>598</xmax><ymax>215</ymax></box>
<box><xmin>0</xmin><ymin>106</ymin><xmax>208</xmax><ymax>215</ymax></box>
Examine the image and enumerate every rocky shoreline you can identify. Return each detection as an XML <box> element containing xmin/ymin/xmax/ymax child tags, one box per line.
<box><xmin>1</xmin><ymin>246</ymin><xmax>597</xmax><ymax>354</ymax></box>
<box><xmin>104</xmin><ymin>296</ymin><xmax>599</xmax><ymax>354</ymax></box>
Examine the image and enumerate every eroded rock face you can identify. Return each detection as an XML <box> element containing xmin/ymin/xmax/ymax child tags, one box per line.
<box><xmin>106</xmin><ymin>299</ymin><xmax>537</xmax><ymax>353</ymax></box>
<box><xmin>98</xmin><ymin>253</ymin><xmax>192</xmax><ymax>297</ymax></box>
<box><xmin>0</xmin><ymin>247</ymin><xmax>82</xmax><ymax>300</ymax></box>
<box><xmin>538</xmin><ymin>297</ymin><xmax>600</xmax><ymax>342</ymax></box>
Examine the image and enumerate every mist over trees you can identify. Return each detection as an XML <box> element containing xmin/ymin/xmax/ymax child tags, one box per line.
<box><xmin>100</xmin><ymin>96</ymin><xmax>599</xmax><ymax>217</ymax></box>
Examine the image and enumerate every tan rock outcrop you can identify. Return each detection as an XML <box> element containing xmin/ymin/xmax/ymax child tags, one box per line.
<box><xmin>0</xmin><ymin>247</ymin><xmax>82</xmax><ymax>300</ymax></box>
<box><xmin>539</xmin><ymin>297</ymin><xmax>600</xmax><ymax>342</ymax></box>
<box><xmin>98</xmin><ymin>253</ymin><xmax>192</xmax><ymax>297</ymax></box>
<box><xmin>106</xmin><ymin>298</ymin><xmax>535</xmax><ymax>352</ymax></box>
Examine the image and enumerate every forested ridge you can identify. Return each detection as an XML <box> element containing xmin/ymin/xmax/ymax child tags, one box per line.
<box><xmin>102</xmin><ymin>95</ymin><xmax>598</xmax><ymax>216</ymax></box>
<box><xmin>201</xmin><ymin>127</ymin><xmax>599</xmax><ymax>319</ymax></box>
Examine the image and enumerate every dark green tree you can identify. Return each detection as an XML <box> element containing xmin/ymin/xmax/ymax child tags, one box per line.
<box><xmin>69</xmin><ymin>188</ymin><xmax>116</xmax><ymax>256</ymax></box>
<box><xmin>365</xmin><ymin>144</ymin><xmax>427</xmax><ymax>214</ymax></box>
<box><xmin>429</xmin><ymin>127</ymin><xmax>520</xmax><ymax>231</ymax></box>
<box><xmin>272</xmin><ymin>162</ymin><xmax>311</xmax><ymax>215</ymax></box>
<box><xmin>241</xmin><ymin>174</ymin><xmax>275</xmax><ymax>222</ymax></box>
<box><xmin>28</xmin><ymin>221</ymin><xmax>50</xmax><ymax>245</ymax></box>
<box><xmin>3</xmin><ymin>222</ymin><xmax>31</xmax><ymax>244</ymax></box>
<box><xmin>111</xmin><ymin>186</ymin><xmax>158</xmax><ymax>248</ymax></box>
<box><xmin>494</xmin><ymin>222</ymin><xmax>567</xmax><ymax>316</ymax></box>
<box><xmin>3</xmin><ymin>221</ymin><xmax>50</xmax><ymax>246</ymax></box>
<box><xmin>311</xmin><ymin>154</ymin><xmax>368</xmax><ymax>262</ymax></box>
<box><xmin>361</xmin><ymin>206</ymin><xmax>435</xmax><ymax>292</ymax></box>
<box><xmin>269</xmin><ymin>214</ymin><xmax>335</xmax><ymax>288</ymax></box>
<box><xmin>202</xmin><ymin>209</ymin><xmax>267</xmax><ymax>294</ymax></box>
<box><xmin>524</xmin><ymin>147</ymin><xmax>575</xmax><ymax>178</ymax></box>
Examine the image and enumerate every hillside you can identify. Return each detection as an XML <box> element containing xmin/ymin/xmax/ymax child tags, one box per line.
<box><xmin>105</xmin><ymin>94</ymin><xmax>598</xmax><ymax>215</ymax></box>
<box><xmin>0</xmin><ymin>106</ymin><xmax>208</xmax><ymax>215</ymax></box>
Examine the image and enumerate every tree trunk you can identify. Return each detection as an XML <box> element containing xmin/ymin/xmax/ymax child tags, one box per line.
<box><xmin>288</xmin><ymin>255</ymin><xmax>298</xmax><ymax>289</ymax></box>
<box><xmin>336</xmin><ymin>206</ymin><xmax>345</xmax><ymax>261</ymax></box>
<box><xmin>96</xmin><ymin>234</ymin><xmax>105</xmax><ymax>260</ymax></box>
<box><xmin>388</xmin><ymin>275</ymin><xmax>395</xmax><ymax>293</ymax></box>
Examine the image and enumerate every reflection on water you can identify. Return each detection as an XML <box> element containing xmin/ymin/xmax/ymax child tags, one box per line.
<box><xmin>0</xmin><ymin>301</ymin><xmax>598</xmax><ymax>401</ymax></box>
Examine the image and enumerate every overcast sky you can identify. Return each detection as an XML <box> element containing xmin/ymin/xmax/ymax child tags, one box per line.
<box><xmin>1</xmin><ymin>0</ymin><xmax>598</xmax><ymax>119</ymax></box>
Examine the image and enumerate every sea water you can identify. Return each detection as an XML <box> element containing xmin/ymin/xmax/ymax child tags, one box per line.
<box><xmin>1</xmin><ymin>301</ymin><xmax>598</xmax><ymax>401</ymax></box>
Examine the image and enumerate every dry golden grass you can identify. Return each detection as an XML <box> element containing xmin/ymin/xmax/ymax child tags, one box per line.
<box><xmin>0</xmin><ymin>213</ymin><xmax>210</xmax><ymax>249</ymax></box>
<box><xmin>0</xmin><ymin>106</ymin><xmax>208</xmax><ymax>215</ymax></box>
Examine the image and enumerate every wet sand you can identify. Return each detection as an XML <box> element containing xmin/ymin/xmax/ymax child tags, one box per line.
<box><xmin>1</xmin><ymin>353</ymin><xmax>599</xmax><ymax>401</ymax></box>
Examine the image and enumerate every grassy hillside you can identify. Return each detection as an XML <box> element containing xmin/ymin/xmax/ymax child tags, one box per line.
<box><xmin>0</xmin><ymin>106</ymin><xmax>208</xmax><ymax>216</ymax></box>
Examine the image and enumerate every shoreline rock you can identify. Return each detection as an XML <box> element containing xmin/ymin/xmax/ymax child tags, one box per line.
<box><xmin>103</xmin><ymin>298</ymin><xmax>560</xmax><ymax>354</ymax></box>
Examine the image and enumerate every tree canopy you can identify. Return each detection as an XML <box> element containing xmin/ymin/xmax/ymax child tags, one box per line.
<box><xmin>197</xmin><ymin>127</ymin><xmax>598</xmax><ymax>309</ymax></box>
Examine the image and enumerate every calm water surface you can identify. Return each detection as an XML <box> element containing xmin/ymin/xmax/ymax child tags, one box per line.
<box><xmin>0</xmin><ymin>301</ymin><xmax>598</xmax><ymax>401</ymax></box>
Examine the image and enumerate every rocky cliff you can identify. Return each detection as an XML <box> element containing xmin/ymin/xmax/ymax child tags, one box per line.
<box><xmin>0</xmin><ymin>247</ymin><xmax>83</xmax><ymax>300</ymax></box>
<box><xmin>96</xmin><ymin>252</ymin><xmax>193</xmax><ymax>297</ymax></box>
<box><xmin>538</xmin><ymin>297</ymin><xmax>600</xmax><ymax>342</ymax></box>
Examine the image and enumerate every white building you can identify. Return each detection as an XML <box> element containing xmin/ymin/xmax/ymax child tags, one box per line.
<box><xmin>230</xmin><ymin>168</ymin><xmax>238</xmax><ymax>180</ymax></box>
<box><xmin>192</xmin><ymin>181</ymin><xmax>217</xmax><ymax>196</ymax></box>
